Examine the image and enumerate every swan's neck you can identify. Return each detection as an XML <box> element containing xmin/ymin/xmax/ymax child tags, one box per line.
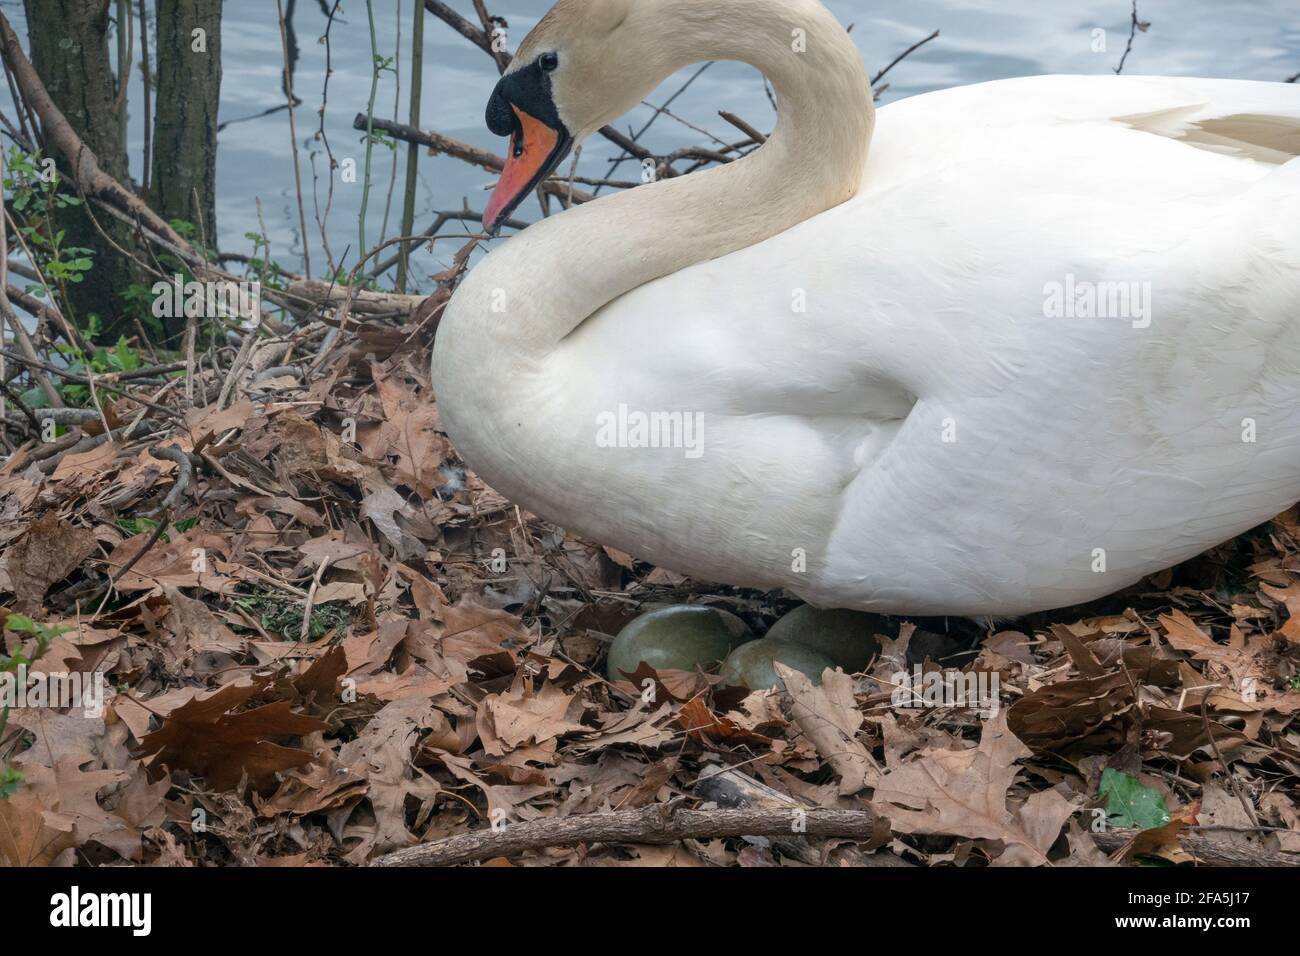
<box><xmin>440</xmin><ymin>0</ymin><xmax>873</xmax><ymax>364</ymax></box>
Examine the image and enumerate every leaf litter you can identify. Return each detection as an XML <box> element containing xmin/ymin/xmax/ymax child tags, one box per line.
<box><xmin>0</xmin><ymin>339</ymin><xmax>1297</xmax><ymax>868</ymax></box>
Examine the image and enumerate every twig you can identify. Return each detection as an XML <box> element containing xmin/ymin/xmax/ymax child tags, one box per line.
<box><xmin>91</xmin><ymin>510</ymin><xmax>171</xmax><ymax>617</ymax></box>
<box><xmin>371</xmin><ymin>804</ymin><xmax>877</xmax><ymax>867</ymax></box>
<box><xmin>300</xmin><ymin>555</ymin><xmax>332</xmax><ymax>640</ymax></box>
<box><xmin>145</xmin><ymin>445</ymin><xmax>193</xmax><ymax>516</ymax></box>
<box><xmin>26</xmin><ymin>429</ymin><xmax>82</xmax><ymax>463</ymax></box>
<box><xmin>1092</xmin><ymin>826</ymin><xmax>1299</xmax><ymax>866</ymax></box>
<box><xmin>871</xmin><ymin>29</ymin><xmax>939</xmax><ymax>88</ymax></box>
<box><xmin>0</xmin><ymin>380</ymin><xmax>39</xmax><ymax>434</ymax></box>
<box><xmin>4</xmin><ymin>209</ymin><xmax>92</xmax><ymax>354</ymax></box>
<box><xmin>718</xmin><ymin>110</ymin><xmax>766</xmax><ymax>144</ymax></box>
<box><xmin>216</xmin><ymin>328</ymin><xmax>261</xmax><ymax>409</ymax></box>
<box><xmin>366</xmin><ymin>210</ymin><xmax>528</xmax><ymax>279</ymax></box>
<box><xmin>276</xmin><ymin>0</ymin><xmax>313</xmax><ymax>278</ymax></box>
<box><xmin>359</xmin><ymin>0</ymin><xmax>383</xmax><ymax>258</ymax></box>
<box><xmin>599</xmin><ymin>61</ymin><xmax>714</xmax><ymax>189</ymax></box>
<box><xmin>1201</xmin><ymin>694</ymin><xmax>1260</xmax><ymax>828</ymax></box>
<box><xmin>1113</xmin><ymin>1</ymin><xmax>1150</xmax><ymax>75</ymax></box>
<box><xmin>138</xmin><ymin>0</ymin><xmax>151</xmax><ymax>195</ymax></box>
<box><xmin>470</xmin><ymin>0</ymin><xmax>509</xmax><ymax>74</ymax></box>
<box><xmin>35</xmin><ymin>419</ymin><xmax>164</xmax><ymax>474</ymax></box>
<box><xmin>694</xmin><ymin>763</ymin><xmax>905</xmax><ymax>867</ymax></box>
<box><xmin>311</xmin><ymin>1</ymin><xmax>345</xmax><ymax>276</ymax></box>
<box><xmin>397</xmin><ymin>0</ymin><xmax>425</xmax><ymax>292</ymax></box>
<box><xmin>112</xmin><ymin>0</ymin><xmax>134</xmax><ymax>133</ymax></box>
<box><xmin>0</xmin><ymin>294</ymin><xmax>62</xmax><ymax>408</ymax></box>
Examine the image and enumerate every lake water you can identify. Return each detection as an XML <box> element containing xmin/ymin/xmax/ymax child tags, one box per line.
<box><xmin>2</xmin><ymin>0</ymin><xmax>1296</xmax><ymax>290</ymax></box>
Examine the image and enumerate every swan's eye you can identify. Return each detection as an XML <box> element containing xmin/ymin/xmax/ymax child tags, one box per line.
<box><xmin>539</xmin><ymin>51</ymin><xmax>559</xmax><ymax>72</ymax></box>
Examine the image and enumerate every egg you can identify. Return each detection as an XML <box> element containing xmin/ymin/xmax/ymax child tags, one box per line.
<box><xmin>765</xmin><ymin>605</ymin><xmax>881</xmax><ymax>672</ymax></box>
<box><xmin>718</xmin><ymin>637</ymin><xmax>837</xmax><ymax>691</ymax></box>
<box><xmin>605</xmin><ymin>605</ymin><xmax>751</xmax><ymax>681</ymax></box>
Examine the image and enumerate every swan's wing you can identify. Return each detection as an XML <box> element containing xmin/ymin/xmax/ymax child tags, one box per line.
<box><xmin>886</xmin><ymin>75</ymin><xmax>1300</xmax><ymax>157</ymax></box>
<box><xmin>802</xmin><ymin>76</ymin><xmax>1300</xmax><ymax>613</ymax></box>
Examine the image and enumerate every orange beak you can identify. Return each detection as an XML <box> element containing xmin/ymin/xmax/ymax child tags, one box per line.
<box><xmin>484</xmin><ymin>105</ymin><xmax>563</xmax><ymax>234</ymax></box>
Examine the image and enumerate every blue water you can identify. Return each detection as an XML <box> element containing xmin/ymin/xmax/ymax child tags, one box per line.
<box><xmin>2</xmin><ymin>0</ymin><xmax>1296</xmax><ymax>289</ymax></box>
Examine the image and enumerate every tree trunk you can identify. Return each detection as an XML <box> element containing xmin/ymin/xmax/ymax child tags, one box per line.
<box><xmin>149</xmin><ymin>0</ymin><xmax>221</xmax><ymax>259</ymax></box>
<box><xmin>21</xmin><ymin>0</ymin><xmax>136</xmax><ymax>341</ymax></box>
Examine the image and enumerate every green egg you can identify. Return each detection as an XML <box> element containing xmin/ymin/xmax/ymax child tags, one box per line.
<box><xmin>717</xmin><ymin>637</ymin><xmax>837</xmax><ymax>691</ymax></box>
<box><xmin>605</xmin><ymin>605</ymin><xmax>751</xmax><ymax>681</ymax></box>
<box><xmin>765</xmin><ymin>605</ymin><xmax>881</xmax><ymax>673</ymax></box>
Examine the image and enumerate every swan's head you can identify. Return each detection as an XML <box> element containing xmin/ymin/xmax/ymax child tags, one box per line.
<box><xmin>482</xmin><ymin>0</ymin><xmax>664</xmax><ymax>233</ymax></box>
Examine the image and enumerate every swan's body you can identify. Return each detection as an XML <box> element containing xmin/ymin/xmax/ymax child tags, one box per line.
<box><xmin>432</xmin><ymin>0</ymin><xmax>1300</xmax><ymax>616</ymax></box>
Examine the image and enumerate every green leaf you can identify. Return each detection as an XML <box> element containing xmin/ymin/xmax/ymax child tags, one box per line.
<box><xmin>4</xmin><ymin>614</ymin><xmax>37</xmax><ymax>634</ymax></box>
<box><xmin>0</xmin><ymin>766</ymin><xmax>22</xmax><ymax>799</ymax></box>
<box><xmin>1099</xmin><ymin>768</ymin><xmax>1171</xmax><ymax>829</ymax></box>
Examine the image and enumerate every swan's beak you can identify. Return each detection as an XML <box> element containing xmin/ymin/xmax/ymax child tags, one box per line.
<box><xmin>483</xmin><ymin>69</ymin><xmax>572</xmax><ymax>235</ymax></box>
<box><xmin>483</xmin><ymin>106</ymin><xmax>570</xmax><ymax>233</ymax></box>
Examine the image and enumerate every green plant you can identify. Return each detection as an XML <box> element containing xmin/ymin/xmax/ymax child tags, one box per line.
<box><xmin>46</xmin><ymin>336</ymin><xmax>147</xmax><ymax>407</ymax></box>
<box><xmin>1</xmin><ymin>613</ymin><xmax>69</xmax><ymax>671</ymax></box>
<box><xmin>242</xmin><ymin>231</ymin><xmax>289</xmax><ymax>293</ymax></box>
<box><xmin>0</xmin><ymin>614</ymin><xmax>70</xmax><ymax>799</ymax></box>
<box><xmin>1098</xmin><ymin>768</ymin><xmax>1171</xmax><ymax>829</ymax></box>
<box><xmin>3</xmin><ymin>146</ymin><xmax>95</xmax><ymax>319</ymax></box>
<box><xmin>0</xmin><ymin>767</ymin><xmax>21</xmax><ymax>798</ymax></box>
<box><xmin>115</xmin><ymin>516</ymin><xmax>161</xmax><ymax>536</ymax></box>
<box><xmin>231</xmin><ymin>592</ymin><xmax>354</xmax><ymax>641</ymax></box>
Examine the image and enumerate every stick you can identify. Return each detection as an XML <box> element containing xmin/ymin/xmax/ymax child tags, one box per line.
<box><xmin>718</xmin><ymin>110</ymin><xmax>766</xmax><ymax>144</ymax></box>
<box><xmin>1092</xmin><ymin>828</ymin><xmax>1300</xmax><ymax>867</ymax></box>
<box><xmin>113</xmin><ymin>0</ymin><xmax>133</xmax><ymax>137</ymax></box>
<box><xmin>694</xmin><ymin>763</ymin><xmax>906</xmax><ymax>867</ymax></box>
<box><xmin>91</xmin><ymin>509</ymin><xmax>171</xmax><ymax>617</ymax></box>
<box><xmin>397</xmin><ymin>0</ymin><xmax>425</xmax><ymax>292</ymax></box>
<box><xmin>276</xmin><ymin>0</ymin><xmax>312</xmax><ymax>278</ymax></box>
<box><xmin>145</xmin><ymin>444</ymin><xmax>193</xmax><ymax>516</ymax></box>
<box><xmin>1113</xmin><ymin>1</ymin><xmax>1149</xmax><ymax>75</ymax></box>
<box><xmin>138</xmin><ymin>0</ymin><xmax>151</xmax><ymax>195</ymax></box>
<box><xmin>871</xmin><ymin>29</ymin><xmax>939</xmax><ymax>88</ymax></box>
<box><xmin>371</xmin><ymin>803</ymin><xmax>878</xmax><ymax>867</ymax></box>
<box><xmin>0</xmin><ymin>295</ymin><xmax>62</xmax><ymax>407</ymax></box>
<box><xmin>299</xmin><ymin>555</ymin><xmax>332</xmax><ymax>641</ymax></box>
<box><xmin>284</xmin><ymin>277</ymin><xmax>424</xmax><ymax>317</ymax></box>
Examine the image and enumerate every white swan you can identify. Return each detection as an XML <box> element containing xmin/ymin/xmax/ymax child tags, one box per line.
<box><xmin>431</xmin><ymin>0</ymin><xmax>1300</xmax><ymax>617</ymax></box>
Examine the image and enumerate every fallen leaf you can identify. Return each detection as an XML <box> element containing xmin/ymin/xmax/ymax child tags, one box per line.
<box><xmin>135</xmin><ymin>677</ymin><xmax>328</xmax><ymax>790</ymax></box>
<box><xmin>1</xmin><ymin>514</ymin><xmax>96</xmax><ymax>609</ymax></box>
<box><xmin>779</xmin><ymin>665</ymin><xmax>878</xmax><ymax>793</ymax></box>
<box><xmin>873</xmin><ymin>712</ymin><xmax>1063</xmax><ymax>865</ymax></box>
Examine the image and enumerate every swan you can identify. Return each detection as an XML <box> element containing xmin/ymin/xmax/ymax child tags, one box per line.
<box><xmin>431</xmin><ymin>0</ymin><xmax>1300</xmax><ymax>618</ymax></box>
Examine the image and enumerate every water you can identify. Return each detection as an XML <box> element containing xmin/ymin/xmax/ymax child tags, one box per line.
<box><xmin>2</xmin><ymin>0</ymin><xmax>1296</xmax><ymax>291</ymax></box>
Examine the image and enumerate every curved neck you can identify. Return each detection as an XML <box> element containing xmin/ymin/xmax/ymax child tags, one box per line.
<box><xmin>446</xmin><ymin>0</ymin><xmax>873</xmax><ymax>357</ymax></box>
